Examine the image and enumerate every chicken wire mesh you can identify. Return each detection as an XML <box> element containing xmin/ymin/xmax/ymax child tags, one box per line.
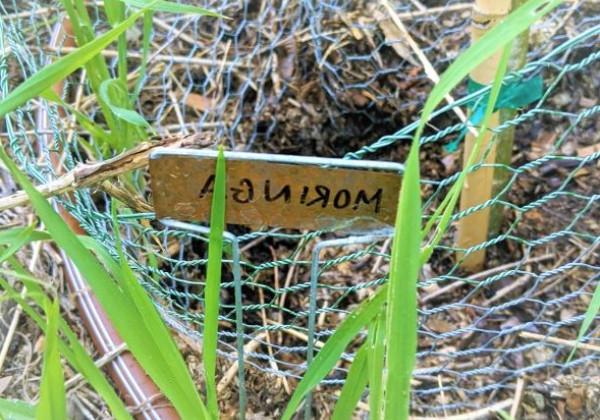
<box><xmin>1</xmin><ymin>0</ymin><xmax>600</xmax><ymax>417</ymax></box>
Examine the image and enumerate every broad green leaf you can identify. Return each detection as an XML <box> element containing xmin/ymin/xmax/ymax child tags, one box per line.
<box><xmin>0</xmin><ymin>9</ymin><xmax>144</xmax><ymax>119</ymax></box>
<box><xmin>120</xmin><ymin>0</ymin><xmax>223</xmax><ymax>17</ymax></box>
<box><xmin>282</xmin><ymin>287</ymin><xmax>387</xmax><ymax>420</ymax></box>
<box><xmin>204</xmin><ymin>146</ymin><xmax>226</xmax><ymax>419</ymax></box>
<box><xmin>331</xmin><ymin>342</ymin><xmax>369</xmax><ymax>420</ymax></box>
<box><xmin>36</xmin><ymin>299</ymin><xmax>66</xmax><ymax>420</ymax></box>
<box><xmin>0</xmin><ymin>399</ymin><xmax>35</xmax><ymax>420</ymax></box>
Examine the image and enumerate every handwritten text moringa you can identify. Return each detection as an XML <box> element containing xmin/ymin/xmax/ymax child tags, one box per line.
<box><xmin>198</xmin><ymin>175</ymin><xmax>383</xmax><ymax>213</ymax></box>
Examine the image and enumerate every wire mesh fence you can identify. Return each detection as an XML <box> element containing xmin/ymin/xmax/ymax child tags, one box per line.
<box><xmin>1</xmin><ymin>0</ymin><xmax>599</xmax><ymax>416</ymax></box>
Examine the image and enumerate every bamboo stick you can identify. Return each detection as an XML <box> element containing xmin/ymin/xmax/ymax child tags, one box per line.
<box><xmin>455</xmin><ymin>0</ymin><xmax>513</xmax><ymax>271</ymax></box>
<box><xmin>489</xmin><ymin>0</ymin><xmax>530</xmax><ymax>235</ymax></box>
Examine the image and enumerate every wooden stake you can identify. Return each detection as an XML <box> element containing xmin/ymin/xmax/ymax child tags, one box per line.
<box><xmin>456</xmin><ymin>0</ymin><xmax>513</xmax><ymax>271</ymax></box>
<box><xmin>490</xmin><ymin>0</ymin><xmax>530</xmax><ymax>235</ymax></box>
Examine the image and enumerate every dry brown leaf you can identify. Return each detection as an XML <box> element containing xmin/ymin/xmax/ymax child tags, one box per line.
<box><xmin>186</xmin><ymin>93</ymin><xmax>214</xmax><ymax>112</ymax></box>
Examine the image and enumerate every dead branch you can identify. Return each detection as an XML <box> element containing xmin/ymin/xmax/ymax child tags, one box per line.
<box><xmin>0</xmin><ymin>133</ymin><xmax>212</xmax><ymax>213</ymax></box>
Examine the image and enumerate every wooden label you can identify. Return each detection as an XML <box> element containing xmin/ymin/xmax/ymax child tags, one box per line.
<box><xmin>149</xmin><ymin>150</ymin><xmax>402</xmax><ymax>230</ymax></box>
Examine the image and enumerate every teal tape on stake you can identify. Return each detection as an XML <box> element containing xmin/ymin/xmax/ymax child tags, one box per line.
<box><xmin>444</xmin><ymin>75</ymin><xmax>544</xmax><ymax>152</ymax></box>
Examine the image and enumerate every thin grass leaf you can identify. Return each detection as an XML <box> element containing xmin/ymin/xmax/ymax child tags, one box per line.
<box><xmin>111</xmin><ymin>205</ymin><xmax>210</xmax><ymax>419</ymax></box>
<box><xmin>99</xmin><ymin>79</ymin><xmax>152</xmax><ymax>147</ymax></box>
<box><xmin>204</xmin><ymin>146</ymin><xmax>226</xmax><ymax>419</ymax></box>
<box><xmin>331</xmin><ymin>342</ymin><xmax>369</xmax><ymax>420</ymax></box>
<box><xmin>36</xmin><ymin>299</ymin><xmax>66</xmax><ymax>420</ymax></box>
<box><xmin>0</xmin><ymin>145</ymin><xmax>205</xmax><ymax>419</ymax></box>
<box><xmin>421</xmin><ymin>43</ymin><xmax>512</xmax><ymax>264</ymax></box>
<box><xmin>367</xmin><ymin>311</ymin><xmax>385</xmax><ymax>420</ymax></box>
<box><xmin>497</xmin><ymin>410</ymin><xmax>515</xmax><ymax>420</ymax></box>
<box><xmin>104</xmin><ymin>0</ymin><xmax>123</xmax><ymax>25</ymax></box>
<box><xmin>0</xmin><ymin>259</ymin><xmax>132</xmax><ymax>420</ymax></box>
<box><xmin>41</xmin><ymin>89</ymin><xmax>115</xmax><ymax>148</ymax></box>
<box><xmin>0</xmin><ymin>9</ymin><xmax>144</xmax><ymax>119</ymax></box>
<box><xmin>121</xmin><ymin>0</ymin><xmax>223</xmax><ymax>17</ymax></box>
<box><xmin>0</xmin><ymin>399</ymin><xmax>35</xmax><ymax>420</ymax></box>
<box><xmin>416</xmin><ymin>0</ymin><xmax>563</xmax><ymax>134</ymax></box>
<box><xmin>133</xmin><ymin>10</ymin><xmax>154</xmax><ymax>100</ymax></box>
<box><xmin>282</xmin><ymin>287</ymin><xmax>387</xmax><ymax>420</ymax></box>
<box><xmin>0</xmin><ymin>227</ymin><xmax>50</xmax><ymax>245</ymax></box>
<box><xmin>0</xmin><ymin>225</ymin><xmax>36</xmax><ymax>264</ymax></box>
<box><xmin>282</xmin><ymin>2</ymin><xmax>566</xmax><ymax>418</ymax></box>
<box><xmin>568</xmin><ymin>278</ymin><xmax>600</xmax><ymax>361</ymax></box>
<box><xmin>383</xmin><ymin>131</ymin><xmax>422</xmax><ymax>419</ymax></box>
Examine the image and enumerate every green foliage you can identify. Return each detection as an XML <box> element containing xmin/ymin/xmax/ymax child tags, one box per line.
<box><xmin>0</xmin><ymin>10</ymin><xmax>143</xmax><ymax>121</ymax></box>
<box><xmin>0</xmin><ymin>0</ymin><xmax>219</xmax><ymax>417</ymax></box>
<box><xmin>281</xmin><ymin>288</ymin><xmax>387</xmax><ymax>419</ymax></box>
<box><xmin>367</xmin><ymin>311</ymin><xmax>385</xmax><ymax>419</ymax></box>
<box><xmin>1</xmin><ymin>253</ymin><xmax>132</xmax><ymax>419</ymax></box>
<box><xmin>204</xmin><ymin>147</ymin><xmax>227</xmax><ymax>419</ymax></box>
<box><xmin>0</xmin><ymin>398</ymin><xmax>36</xmax><ymax>420</ymax></box>
<box><xmin>121</xmin><ymin>0</ymin><xmax>222</xmax><ymax>16</ymax></box>
<box><xmin>569</xmin><ymin>280</ymin><xmax>600</xmax><ymax>361</ymax></box>
<box><xmin>282</xmin><ymin>0</ymin><xmax>566</xmax><ymax>418</ymax></box>
<box><xmin>35</xmin><ymin>300</ymin><xmax>66</xmax><ymax>420</ymax></box>
<box><xmin>0</xmin><ymin>138</ymin><xmax>208</xmax><ymax>418</ymax></box>
<box><xmin>331</xmin><ymin>342</ymin><xmax>369</xmax><ymax>420</ymax></box>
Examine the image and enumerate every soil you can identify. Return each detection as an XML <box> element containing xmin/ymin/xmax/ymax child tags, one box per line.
<box><xmin>1</xmin><ymin>1</ymin><xmax>599</xmax><ymax>419</ymax></box>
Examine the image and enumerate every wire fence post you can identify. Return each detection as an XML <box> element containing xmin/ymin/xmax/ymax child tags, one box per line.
<box><xmin>160</xmin><ymin>219</ymin><xmax>248</xmax><ymax>418</ymax></box>
<box><xmin>304</xmin><ymin>232</ymin><xmax>392</xmax><ymax>419</ymax></box>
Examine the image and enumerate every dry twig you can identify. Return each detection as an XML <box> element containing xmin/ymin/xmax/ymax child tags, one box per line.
<box><xmin>0</xmin><ymin>133</ymin><xmax>211</xmax><ymax>213</ymax></box>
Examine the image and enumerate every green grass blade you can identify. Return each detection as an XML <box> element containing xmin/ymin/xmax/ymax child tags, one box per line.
<box><xmin>367</xmin><ymin>311</ymin><xmax>385</xmax><ymax>419</ymax></box>
<box><xmin>0</xmin><ymin>145</ymin><xmax>205</xmax><ymax>418</ymax></box>
<box><xmin>378</xmin><ymin>3</ymin><xmax>566</xmax><ymax>416</ymax></box>
<box><xmin>40</xmin><ymin>89</ymin><xmax>115</xmax><ymax>148</ymax></box>
<box><xmin>133</xmin><ymin>10</ymin><xmax>154</xmax><ymax>100</ymax></box>
<box><xmin>331</xmin><ymin>342</ymin><xmax>369</xmax><ymax>420</ymax></box>
<box><xmin>99</xmin><ymin>79</ymin><xmax>152</xmax><ymax>141</ymax></box>
<box><xmin>0</xmin><ymin>9</ymin><xmax>144</xmax><ymax>119</ymax></box>
<box><xmin>0</xmin><ymin>225</ymin><xmax>35</xmax><ymax>264</ymax></box>
<box><xmin>282</xmin><ymin>287</ymin><xmax>386</xmax><ymax>420</ymax></box>
<box><xmin>417</xmin><ymin>0</ymin><xmax>563</xmax><ymax>133</ymax></box>
<box><xmin>0</xmin><ymin>399</ymin><xmax>35</xmax><ymax>420</ymax></box>
<box><xmin>0</xmin><ymin>228</ymin><xmax>50</xmax><ymax>245</ymax></box>
<box><xmin>0</xmin><ymin>259</ymin><xmax>132</xmax><ymax>420</ymax></box>
<box><xmin>121</xmin><ymin>0</ymin><xmax>223</xmax><ymax>17</ymax></box>
<box><xmin>421</xmin><ymin>43</ymin><xmax>512</xmax><ymax>264</ymax></box>
<box><xmin>568</xmin><ymin>279</ymin><xmax>600</xmax><ymax>361</ymax></box>
<box><xmin>36</xmin><ymin>299</ymin><xmax>66</xmax><ymax>420</ymax></box>
<box><xmin>103</xmin><ymin>0</ymin><xmax>123</xmax><ymax>25</ymax></box>
<box><xmin>383</xmin><ymin>135</ymin><xmax>421</xmax><ymax>420</ymax></box>
<box><xmin>109</xmin><ymin>204</ymin><xmax>210</xmax><ymax>419</ymax></box>
<box><xmin>204</xmin><ymin>146</ymin><xmax>227</xmax><ymax>419</ymax></box>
